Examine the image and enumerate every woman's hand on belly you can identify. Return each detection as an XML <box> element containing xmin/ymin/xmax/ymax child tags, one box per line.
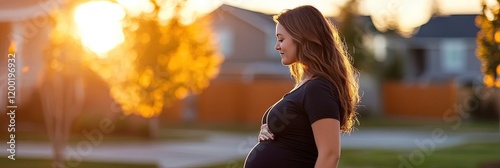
<box><xmin>258</xmin><ymin>124</ymin><xmax>274</xmax><ymax>142</ymax></box>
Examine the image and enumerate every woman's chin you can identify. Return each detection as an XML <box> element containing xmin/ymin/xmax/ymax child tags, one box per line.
<box><xmin>281</xmin><ymin>60</ymin><xmax>292</xmax><ymax>66</ymax></box>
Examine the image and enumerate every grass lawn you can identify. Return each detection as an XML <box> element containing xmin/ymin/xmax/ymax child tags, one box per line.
<box><xmin>356</xmin><ymin>117</ymin><xmax>499</xmax><ymax>132</ymax></box>
<box><xmin>340</xmin><ymin>141</ymin><xmax>500</xmax><ymax>168</ymax></box>
<box><xmin>203</xmin><ymin>142</ymin><xmax>500</xmax><ymax>168</ymax></box>
<box><xmin>0</xmin><ymin>158</ymin><xmax>157</xmax><ymax>168</ymax></box>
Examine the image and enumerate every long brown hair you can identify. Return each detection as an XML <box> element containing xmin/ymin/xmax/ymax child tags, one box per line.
<box><xmin>273</xmin><ymin>5</ymin><xmax>360</xmax><ymax>133</ymax></box>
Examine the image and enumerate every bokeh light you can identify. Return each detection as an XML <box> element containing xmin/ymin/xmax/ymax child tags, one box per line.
<box><xmin>74</xmin><ymin>1</ymin><xmax>125</xmax><ymax>57</ymax></box>
<box><xmin>484</xmin><ymin>74</ymin><xmax>495</xmax><ymax>87</ymax></box>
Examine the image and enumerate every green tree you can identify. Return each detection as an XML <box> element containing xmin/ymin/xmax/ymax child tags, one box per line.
<box><xmin>96</xmin><ymin>0</ymin><xmax>222</xmax><ymax>137</ymax></box>
<box><xmin>476</xmin><ymin>0</ymin><xmax>500</xmax><ymax>87</ymax></box>
<box><xmin>474</xmin><ymin>0</ymin><xmax>500</xmax><ymax>120</ymax></box>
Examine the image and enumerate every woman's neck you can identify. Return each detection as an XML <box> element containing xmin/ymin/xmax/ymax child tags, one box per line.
<box><xmin>302</xmin><ymin>72</ymin><xmax>313</xmax><ymax>81</ymax></box>
<box><xmin>296</xmin><ymin>73</ymin><xmax>313</xmax><ymax>87</ymax></box>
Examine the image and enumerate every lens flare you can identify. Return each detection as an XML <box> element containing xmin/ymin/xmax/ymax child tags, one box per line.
<box><xmin>74</xmin><ymin>1</ymin><xmax>125</xmax><ymax>57</ymax></box>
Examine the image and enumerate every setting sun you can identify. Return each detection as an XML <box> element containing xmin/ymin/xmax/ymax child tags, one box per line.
<box><xmin>74</xmin><ymin>1</ymin><xmax>125</xmax><ymax>57</ymax></box>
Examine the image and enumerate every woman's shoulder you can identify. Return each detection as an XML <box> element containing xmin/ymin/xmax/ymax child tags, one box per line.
<box><xmin>300</xmin><ymin>76</ymin><xmax>337</xmax><ymax>95</ymax></box>
<box><xmin>301</xmin><ymin>76</ymin><xmax>340</xmax><ymax>104</ymax></box>
<box><xmin>304</xmin><ymin>76</ymin><xmax>334</xmax><ymax>88</ymax></box>
<box><xmin>303</xmin><ymin>77</ymin><xmax>333</xmax><ymax>93</ymax></box>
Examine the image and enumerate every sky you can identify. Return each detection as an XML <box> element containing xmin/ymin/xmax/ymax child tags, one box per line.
<box><xmin>188</xmin><ymin>0</ymin><xmax>483</xmax><ymax>16</ymax></box>
<box><xmin>112</xmin><ymin>0</ymin><xmax>484</xmax><ymax>27</ymax></box>
<box><xmin>182</xmin><ymin>0</ymin><xmax>483</xmax><ymax>35</ymax></box>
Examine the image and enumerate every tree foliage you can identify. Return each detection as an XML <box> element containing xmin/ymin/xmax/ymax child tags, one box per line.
<box><xmin>86</xmin><ymin>0</ymin><xmax>222</xmax><ymax>117</ymax></box>
<box><xmin>476</xmin><ymin>0</ymin><xmax>500</xmax><ymax>87</ymax></box>
<box><xmin>337</xmin><ymin>0</ymin><xmax>377</xmax><ymax>73</ymax></box>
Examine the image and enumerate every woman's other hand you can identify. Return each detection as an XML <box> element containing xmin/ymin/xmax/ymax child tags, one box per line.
<box><xmin>258</xmin><ymin>124</ymin><xmax>275</xmax><ymax>142</ymax></box>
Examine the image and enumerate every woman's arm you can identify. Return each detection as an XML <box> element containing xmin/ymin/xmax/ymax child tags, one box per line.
<box><xmin>312</xmin><ymin>118</ymin><xmax>341</xmax><ymax>168</ymax></box>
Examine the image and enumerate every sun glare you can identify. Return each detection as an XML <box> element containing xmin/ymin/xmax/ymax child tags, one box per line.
<box><xmin>74</xmin><ymin>1</ymin><xmax>125</xmax><ymax>57</ymax></box>
<box><xmin>117</xmin><ymin>0</ymin><xmax>154</xmax><ymax>17</ymax></box>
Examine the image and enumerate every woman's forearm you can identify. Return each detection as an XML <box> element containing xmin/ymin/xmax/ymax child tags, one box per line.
<box><xmin>315</xmin><ymin>153</ymin><xmax>340</xmax><ymax>168</ymax></box>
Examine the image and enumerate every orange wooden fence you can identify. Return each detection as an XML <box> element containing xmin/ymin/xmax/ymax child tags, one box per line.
<box><xmin>198</xmin><ymin>78</ymin><xmax>294</xmax><ymax>124</ymax></box>
<box><xmin>382</xmin><ymin>82</ymin><xmax>458</xmax><ymax>118</ymax></box>
<box><xmin>161</xmin><ymin>78</ymin><xmax>294</xmax><ymax>124</ymax></box>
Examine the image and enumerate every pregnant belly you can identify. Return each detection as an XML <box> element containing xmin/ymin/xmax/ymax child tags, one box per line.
<box><xmin>244</xmin><ymin>141</ymin><xmax>314</xmax><ymax>168</ymax></box>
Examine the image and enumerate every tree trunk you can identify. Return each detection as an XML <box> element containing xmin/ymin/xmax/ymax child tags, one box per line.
<box><xmin>39</xmin><ymin>73</ymin><xmax>85</xmax><ymax>168</ymax></box>
<box><xmin>148</xmin><ymin>115</ymin><xmax>159</xmax><ymax>139</ymax></box>
<box><xmin>51</xmin><ymin>136</ymin><xmax>65</xmax><ymax>168</ymax></box>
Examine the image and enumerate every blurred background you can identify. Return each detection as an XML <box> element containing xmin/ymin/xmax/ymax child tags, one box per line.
<box><xmin>0</xmin><ymin>0</ymin><xmax>499</xmax><ymax>167</ymax></box>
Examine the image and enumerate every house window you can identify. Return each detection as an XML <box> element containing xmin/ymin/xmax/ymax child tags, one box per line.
<box><xmin>216</xmin><ymin>28</ymin><xmax>233</xmax><ymax>57</ymax></box>
<box><xmin>373</xmin><ymin>35</ymin><xmax>387</xmax><ymax>61</ymax></box>
<box><xmin>440</xmin><ymin>39</ymin><xmax>466</xmax><ymax>74</ymax></box>
<box><xmin>411</xmin><ymin>48</ymin><xmax>426</xmax><ymax>77</ymax></box>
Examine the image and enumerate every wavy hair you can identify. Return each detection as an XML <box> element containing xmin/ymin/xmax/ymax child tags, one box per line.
<box><xmin>273</xmin><ymin>5</ymin><xmax>360</xmax><ymax>133</ymax></box>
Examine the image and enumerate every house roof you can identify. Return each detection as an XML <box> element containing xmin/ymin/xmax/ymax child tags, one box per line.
<box><xmin>356</xmin><ymin>15</ymin><xmax>479</xmax><ymax>38</ymax></box>
<box><xmin>0</xmin><ymin>0</ymin><xmax>63</xmax><ymax>21</ymax></box>
<box><xmin>213</xmin><ymin>4</ymin><xmax>275</xmax><ymax>35</ymax></box>
<box><xmin>413</xmin><ymin>15</ymin><xmax>479</xmax><ymax>38</ymax></box>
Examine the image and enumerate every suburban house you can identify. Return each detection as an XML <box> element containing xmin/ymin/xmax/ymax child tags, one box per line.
<box><xmin>376</xmin><ymin>15</ymin><xmax>482</xmax><ymax>117</ymax></box>
<box><xmin>404</xmin><ymin>15</ymin><xmax>480</xmax><ymax>84</ymax></box>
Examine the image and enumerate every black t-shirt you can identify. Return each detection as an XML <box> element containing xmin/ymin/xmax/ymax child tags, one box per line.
<box><xmin>244</xmin><ymin>77</ymin><xmax>341</xmax><ymax>168</ymax></box>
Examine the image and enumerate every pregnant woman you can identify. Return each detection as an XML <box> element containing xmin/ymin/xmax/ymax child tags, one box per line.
<box><xmin>244</xmin><ymin>5</ymin><xmax>360</xmax><ymax>168</ymax></box>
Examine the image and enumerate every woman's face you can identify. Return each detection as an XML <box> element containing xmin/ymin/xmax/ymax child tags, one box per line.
<box><xmin>275</xmin><ymin>23</ymin><xmax>298</xmax><ymax>65</ymax></box>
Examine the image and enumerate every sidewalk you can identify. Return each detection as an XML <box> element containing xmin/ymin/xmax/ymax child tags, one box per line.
<box><xmin>5</xmin><ymin>129</ymin><xmax>500</xmax><ymax>168</ymax></box>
